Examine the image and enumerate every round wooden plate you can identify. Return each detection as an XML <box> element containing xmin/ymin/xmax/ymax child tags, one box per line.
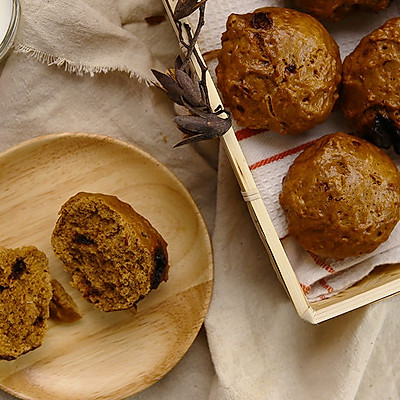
<box><xmin>0</xmin><ymin>133</ymin><xmax>213</xmax><ymax>400</ymax></box>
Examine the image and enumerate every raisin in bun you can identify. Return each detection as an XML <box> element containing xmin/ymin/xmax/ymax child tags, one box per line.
<box><xmin>216</xmin><ymin>7</ymin><xmax>342</xmax><ymax>134</ymax></box>
<box><xmin>341</xmin><ymin>17</ymin><xmax>400</xmax><ymax>153</ymax></box>
<box><xmin>279</xmin><ymin>132</ymin><xmax>400</xmax><ymax>260</ymax></box>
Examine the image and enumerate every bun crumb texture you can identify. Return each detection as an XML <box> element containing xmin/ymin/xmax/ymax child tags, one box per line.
<box><xmin>51</xmin><ymin>192</ymin><xmax>169</xmax><ymax>312</ymax></box>
<box><xmin>0</xmin><ymin>246</ymin><xmax>52</xmax><ymax>360</ymax></box>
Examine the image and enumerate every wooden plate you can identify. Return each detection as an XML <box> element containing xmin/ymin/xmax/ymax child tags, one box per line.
<box><xmin>0</xmin><ymin>133</ymin><xmax>213</xmax><ymax>400</ymax></box>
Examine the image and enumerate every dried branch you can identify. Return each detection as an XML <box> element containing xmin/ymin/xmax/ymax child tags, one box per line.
<box><xmin>173</xmin><ymin>113</ymin><xmax>232</xmax><ymax>147</ymax></box>
<box><xmin>173</xmin><ymin>0</ymin><xmax>207</xmax><ymax>21</ymax></box>
<box><xmin>152</xmin><ymin>0</ymin><xmax>232</xmax><ymax>147</ymax></box>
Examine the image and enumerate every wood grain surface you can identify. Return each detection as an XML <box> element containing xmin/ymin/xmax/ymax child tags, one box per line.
<box><xmin>0</xmin><ymin>132</ymin><xmax>213</xmax><ymax>400</ymax></box>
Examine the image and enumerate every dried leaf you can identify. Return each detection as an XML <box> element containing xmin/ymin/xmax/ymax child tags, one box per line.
<box><xmin>151</xmin><ymin>69</ymin><xmax>185</xmax><ymax>106</ymax></box>
<box><xmin>175</xmin><ymin>69</ymin><xmax>203</xmax><ymax>107</ymax></box>
<box><xmin>175</xmin><ymin>55</ymin><xmax>183</xmax><ymax>71</ymax></box>
<box><xmin>152</xmin><ymin>0</ymin><xmax>232</xmax><ymax>148</ymax></box>
<box><xmin>173</xmin><ymin>0</ymin><xmax>200</xmax><ymax>20</ymax></box>
<box><xmin>173</xmin><ymin>113</ymin><xmax>231</xmax><ymax>147</ymax></box>
<box><xmin>173</xmin><ymin>135</ymin><xmax>208</xmax><ymax>147</ymax></box>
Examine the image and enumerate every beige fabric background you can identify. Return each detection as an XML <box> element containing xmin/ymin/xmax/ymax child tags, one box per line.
<box><xmin>0</xmin><ymin>0</ymin><xmax>400</xmax><ymax>399</ymax></box>
<box><xmin>0</xmin><ymin>1</ymin><xmax>216</xmax><ymax>399</ymax></box>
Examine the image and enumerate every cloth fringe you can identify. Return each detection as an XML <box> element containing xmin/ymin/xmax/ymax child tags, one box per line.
<box><xmin>13</xmin><ymin>43</ymin><xmax>154</xmax><ymax>86</ymax></box>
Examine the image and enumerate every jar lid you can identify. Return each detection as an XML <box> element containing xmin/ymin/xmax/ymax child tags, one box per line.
<box><xmin>0</xmin><ymin>0</ymin><xmax>20</xmax><ymax>61</ymax></box>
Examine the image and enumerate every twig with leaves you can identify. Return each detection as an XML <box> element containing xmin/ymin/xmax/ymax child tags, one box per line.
<box><xmin>152</xmin><ymin>0</ymin><xmax>232</xmax><ymax>148</ymax></box>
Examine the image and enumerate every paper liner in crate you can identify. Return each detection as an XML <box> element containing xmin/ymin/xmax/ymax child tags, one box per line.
<box><xmin>162</xmin><ymin>0</ymin><xmax>400</xmax><ymax>321</ymax></box>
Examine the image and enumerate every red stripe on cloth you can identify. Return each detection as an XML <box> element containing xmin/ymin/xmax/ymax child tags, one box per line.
<box><xmin>308</xmin><ymin>253</ymin><xmax>336</xmax><ymax>274</ymax></box>
<box><xmin>300</xmin><ymin>283</ymin><xmax>311</xmax><ymax>295</ymax></box>
<box><xmin>235</xmin><ymin>128</ymin><xmax>266</xmax><ymax>141</ymax></box>
<box><xmin>319</xmin><ymin>278</ymin><xmax>334</xmax><ymax>294</ymax></box>
<box><xmin>249</xmin><ymin>139</ymin><xmax>316</xmax><ymax>171</ymax></box>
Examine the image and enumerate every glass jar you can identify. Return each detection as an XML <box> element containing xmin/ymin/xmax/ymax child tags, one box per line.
<box><xmin>0</xmin><ymin>0</ymin><xmax>20</xmax><ymax>61</ymax></box>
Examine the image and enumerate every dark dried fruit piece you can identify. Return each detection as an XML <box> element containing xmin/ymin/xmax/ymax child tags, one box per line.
<box><xmin>10</xmin><ymin>258</ymin><xmax>26</xmax><ymax>280</ymax></box>
<box><xmin>0</xmin><ymin>285</ymin><xmax>8</xmax><ymax>293</ymax></box>
<box><xmin>251</xmin><ymin>12</ymin><xmax>272</xmax><ymax>30</ymax></box>
<box><xmin>151</xmin><ymin>247</ymin><xmax>169</xmax><ymax>289</ymax></box>
<box><xmin>364</xmin><ymin>114</ymin><xmax>400</xmax><ymax>154</ymax></box>
<box><xmin>33</xmin><ymin>314</ymin><xmax>44</xmax><ymax>327</ymax></box>
<box><xmin>74</xmin><ymin>234</ymin><xmax>95</xmax><ymax>246</ymax></box>
<box><xmin>285</xmin><ymin>62</ymin><xmax>297</xmax><ymax>74</ymax></box>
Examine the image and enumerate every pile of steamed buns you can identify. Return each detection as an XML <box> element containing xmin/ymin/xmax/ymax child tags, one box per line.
<box><xmin>216</xmin><ymin>1</ymin><xmax>400</xmax><ymax>261</ymax></box>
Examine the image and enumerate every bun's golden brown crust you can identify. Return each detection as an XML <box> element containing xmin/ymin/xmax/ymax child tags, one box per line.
<box><xmin>49</xmin><ymin>279</ymin><xmax>82</xmax><ymax>323</ymax></box>
<box><xmin>51</xmin><ymin>192</ymin><xmax>169</xmax><ymax>312</ymax></box>
<box><xmin>0</xmin><ymin>246</ymin><xmax>52</xmax><ymax>360</ymax></box>
<box><xmin>216</xmin><ymin>7</ymin><xmax>342</xmax><ymax>134</ymax></box>
<box><xmin>294</xmin><ymin>0</ymin><xmax>390</xmax><ymax>21</ymax></box>
<box><xmin>341</xmin><ymin>18</ymin><xmax>400</xmax><ymax>139</ymax></box>
<box><xmin>279</xmin><ymin>132</ymin><xmax>400</xmax><ymax>260</ymax></box>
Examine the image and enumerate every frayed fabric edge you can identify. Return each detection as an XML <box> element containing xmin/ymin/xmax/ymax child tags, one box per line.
<box><xmin>13</xmin><ymin>43</ymin><xmax>155</xmax><ymax>86</ymax></box>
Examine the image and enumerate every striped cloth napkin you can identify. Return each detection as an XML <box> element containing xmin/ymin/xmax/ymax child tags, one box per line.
<box><xmin>191</xmin><ymin>0</ymin><xmax>400</xmax><ymax>301</ymax></box>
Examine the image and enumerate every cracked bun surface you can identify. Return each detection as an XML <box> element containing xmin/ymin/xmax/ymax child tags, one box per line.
<box><xmin>341</xmin><ymin>18</ymin><xmax>400</xmax><ymax>152</ymax></box>
<box><xmin>216</xmin><ymin>7</ymin><xmax>342</xmax><ymax>134</ymax></box>
<box><xmin>279</xmin><ymin>132</ymin><xmax>400</xmax><ymax>260</ymax></box>
<box><xmin>294</xmin><ymin>0</ymin><xmax>391</xmax><ymax>21</ymax></box>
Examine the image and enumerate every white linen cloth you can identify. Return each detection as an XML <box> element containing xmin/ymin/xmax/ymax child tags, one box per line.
<box><xmin>13</xmin><ymin>0</ymin><xmax>164</xmax><ymax>82</ymax></box>
<box><xmin>1</xmin><ymin>1</ymin><xmax>400</xmax><ymax>400</ymax></box>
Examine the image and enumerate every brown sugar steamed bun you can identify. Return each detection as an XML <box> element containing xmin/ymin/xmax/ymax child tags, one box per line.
<box><xmin>279</xmin><ymin>132</ymin><xmax>400</xmax><ymax>260</ymax></box>
<box><xmin>216</xmin><ymin>7</ymin><xmax>342</xmax><ymax>134</ymax></box>
<box><xmin>51</xmin><ymin>192</ymin><xmax>169</xmax><ymax>312</ymax></box>
<box><xmin>341</xmin><ymin>18</ymin><xmax>400</xmax><ymax>153</ymax></box>
<box><xmin>294</xmin><ymin>0</ymin><xmax>391</xmax><ymax>22</ymax></box>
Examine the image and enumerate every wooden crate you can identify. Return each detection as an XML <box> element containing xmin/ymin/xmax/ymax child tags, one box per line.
<box><xmin>161</xmin><ymin>0</ymin><xmax>400</xmax><ymax>323</ymax></box>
